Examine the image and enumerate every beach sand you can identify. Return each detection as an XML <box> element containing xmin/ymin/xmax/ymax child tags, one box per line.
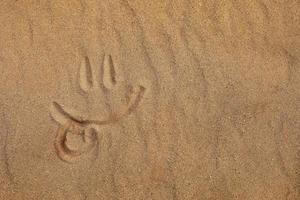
<box><xmin>0</xmin><ymin>0</ymin><xmax>299</xmax><ymax>199</ymax></box>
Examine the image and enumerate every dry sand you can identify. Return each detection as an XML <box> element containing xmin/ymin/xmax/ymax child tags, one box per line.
<box><xmin>0</xmin><ymin>0</ymin><xmax>299</xmax><ymax>199</ymax></box>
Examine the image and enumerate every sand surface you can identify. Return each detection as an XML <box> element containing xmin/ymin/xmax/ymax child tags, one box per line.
<box><xmin>0</xmin><ymin>0</ymin><xmax>299</xmax><ymax>199</ymax></box>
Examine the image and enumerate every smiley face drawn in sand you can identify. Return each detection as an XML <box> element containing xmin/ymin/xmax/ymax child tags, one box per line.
<box><xmin>50</xmin><ymin>54</ymin><xmax>146</xmax><ymax>163</ymax></box>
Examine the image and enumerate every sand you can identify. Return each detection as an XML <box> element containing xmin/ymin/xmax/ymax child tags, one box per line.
<box><xmin>0</xmin><ymin>0</ymin><xmax>299</xmax><ymax>199</ymax></box>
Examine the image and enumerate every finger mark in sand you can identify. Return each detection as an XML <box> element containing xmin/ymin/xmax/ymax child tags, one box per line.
<box><xmin>54</xmin><ymin>122</ymin><xmax>99</xmax><ymax>163</ymax></box>
<box><xmin>102</xmin><ymin>54</ymin><xmax>117</xmax><ymax>90</ymax></box>
<box><xmin>51</xmin><ymin>85</ymin><xmax>146</xmax><ymax>127</ymax></box>
<box><xmin>50</xmin><ymin>102</ymin><xmax>86</xmax><ymax>125</ymax></box>
<box><xmin>79</xmin><ymin>56</ymin><xmax>94</xmax><ymax>92</ymax></box>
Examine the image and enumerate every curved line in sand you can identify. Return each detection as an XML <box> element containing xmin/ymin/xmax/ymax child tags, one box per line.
<box><xmin>54</xmin><ymin>122</ymin><xmax>99</xmax><ymax>163</ymax></box>
<box><xmin>52</xmin><ymin>85</ymin><xmax>146</xmax><ymax>127</ymax></box>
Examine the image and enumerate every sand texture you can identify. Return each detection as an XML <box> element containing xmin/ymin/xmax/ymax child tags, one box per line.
<box><xmin>0</xmin><ymin>0</ymin><xmax>299</xmax><ymax>199</ymax></box>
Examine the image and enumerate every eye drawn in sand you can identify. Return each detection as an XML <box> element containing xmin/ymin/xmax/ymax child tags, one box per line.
<box><xmin>50</xmin><ymin>54</ymin><xmax>146</xmax><ymax>163</ymax></box>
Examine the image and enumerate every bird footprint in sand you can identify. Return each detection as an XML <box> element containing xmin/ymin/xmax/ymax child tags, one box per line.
<box><xmin>50</xmin><ymin>54</ymin><xmax>146</xmax><ymax>163</ymax></box>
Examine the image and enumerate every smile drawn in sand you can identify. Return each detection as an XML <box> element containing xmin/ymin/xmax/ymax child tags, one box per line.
<box><xmin>50</xmin><ymin>54</ymin><xmax>146</xmax><ymax>163</ymax></box>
